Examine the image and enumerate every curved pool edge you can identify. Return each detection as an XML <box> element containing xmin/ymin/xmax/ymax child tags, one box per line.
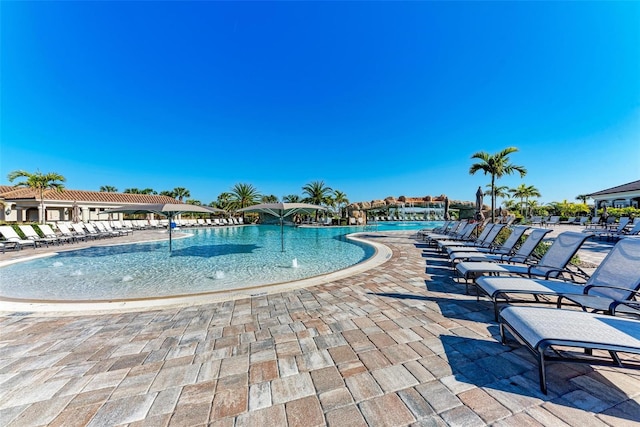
<box><xmin>0</xmin><ymin>232</ymin><xmax>393</xmax><ymax>316</ymax></box>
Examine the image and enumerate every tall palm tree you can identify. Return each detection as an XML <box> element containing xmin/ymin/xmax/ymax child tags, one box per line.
<box><xmin>123</xmin><ymin>188</ymin><xmax>142</xmax><ymax>194</ymax></box>
<box><xmin>469</xmin><ymin>147</ymin><xmax>527</xmax><ymax>222</ymax></box>
<box><xmin>140</xmin><ymin>188</ymin><xmax>157</xmax><ymax>195</ymax></box>
<box><xmin>282</xmin><ymin>194</ymin><xmax>301</xmax><ymax>203</ymax></box>
<box><xmin>212</xmin><ymin>192</ymin><xmax>234</xmax><ymax>211</ymax></box>
<box><xmin>509</xmin><ymin>184</ymin><xmax>541</xmax><ymax>217</ymax></box>
<box><xmin>230</xmin><ymin>183</ymin><xmax>261</xmax><ymax>220</ymax></box>
<box><xmin>302</xmin><ymin>180</ymin><xmax>333</xmax><ymax>221</ymax></box>
<box><xmin>173</xmin><ymin>187</ymin><xmax>190</xmax><ymax>202</ymax></box>
<box><xmin>99</xmin><ymin>185</ymin><xmax>118</xmax><ymax>192</ymax></box>
<box><xmin>8</xmin><ymin>169</ymin><xmax>66</xmax><ymax>224</ymax></box>
<box><xmin>333</xmin><ymin>190</ymin><xmax>349</xmax><ymax>219</ymax></box>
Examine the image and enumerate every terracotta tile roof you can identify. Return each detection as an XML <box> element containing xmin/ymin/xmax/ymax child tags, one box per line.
<box><xmin>588</xmin><ymin>180</ymin><xmax>640</xmax><ymax>197</ymax></box>
<box><xmin>0</xmin><ymin>187</ymin><xmax>177</xmax><ymax>204</ymax></box>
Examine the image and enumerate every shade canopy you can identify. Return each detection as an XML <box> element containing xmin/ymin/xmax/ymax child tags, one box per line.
<box><xmin>475</xmin><ymin>187</ymin><xmax>485</xmax><ymax>220</ymax></box>
<box><xmin>104</xmin><ymin>203</ymin><xmax>226</xmax><ymax>251</ymax></box>
<box><xmin>237</xmin><ymin>202</ymin><xmax>327</xmax><ymax>252</ymax></box>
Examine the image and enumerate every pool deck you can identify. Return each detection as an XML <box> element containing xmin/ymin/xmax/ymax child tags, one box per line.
<box><xmin>1</xmin><ymin>225</ymin><xmax>639</xmax><ymax>426</ymax></box>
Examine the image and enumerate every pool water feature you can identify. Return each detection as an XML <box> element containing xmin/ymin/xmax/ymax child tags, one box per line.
<box><xmin>0</xmin><ymin>222</ymin><xmax>441</xmax><ymax>301</ymax></box>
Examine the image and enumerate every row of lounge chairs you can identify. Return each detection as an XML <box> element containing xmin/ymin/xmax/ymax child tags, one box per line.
<box><xmin>419</xmin><ymin>222</ymin><xmax>640</xmax><ymax>394</ymax></box>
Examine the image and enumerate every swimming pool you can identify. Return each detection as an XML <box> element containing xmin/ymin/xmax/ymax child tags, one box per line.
<box><xmin>0</xmin><ymin>221</ymin><xmax>441</xmax><ymax>301</ymax></box>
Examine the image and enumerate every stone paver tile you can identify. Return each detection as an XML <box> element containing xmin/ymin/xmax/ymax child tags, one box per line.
<box><xmin>47</xmin><ymin>403</ymin><xmax>102</xmax><ymax>427</ymax></box>
<box><xmin>210</xmin><ymin>386</ymin><xmax>248</xmax><ymax>419</ymax></box>
<box><xmin>403</xmin><ymin>360</ymin><xmax>436</xmax><ymax>383</ymax></box>
<box><xmin>319</xmin><ymin>387</ymin><xmax>354</xmax><ymax>412</ymax></box>
<box><xmin>337</xmin><ymin>360</ymin><xmax>368</xmax><ymax>378</ymax></box>
<box><xmin>458</xmin><ymin>387</ymin><xmax>511</xmax><ymax>423</ymax></box>
<box><xmin>168</xmin><ymin>402</ymin><xmax>211</xmax><ymax>427</ymax></box>
<box><xmin>296</xmin><ymin>349</ymin><xmax>334</xmax><ymax>372</ymax></box>
<box><xmin>149</xmin><ymin>364</ymin><xmax>200</xmax><ymax>392</ymax></box>
<box><xmin>111</xmin><ymin>372</ymin><xmax>156</xmax><ymax>399</ymax></box>
<box><xmin>176</xmin><ymin>380</ymin><xmax>216</xmax><ymax>406</ymax></box>
<box><xmin>558</xmin><ymin>389</ymin><xmax>611</xmax><ymax>413</ymax></box>
<box><xmin>491</xmin><ymin>411</ymin><xmax>546</xmax><ymax>427</ymax></box>
<box><xmin>86</xmin><ymin>393</ymin><xmax>156</xmax><ymax>427</ymax></box>
<box><xmin>371</xmin><ymin>364</ymin><xmax>419</xmax><ymax>393</ymax></box>
<box><xmin>359</xmin><ymin>393</ymin><xmax>416</xmax><ymax>427</ymax></box>
<box><xmin>397</xmin><ymin>387</ymin><xmax>436</xmax><ymax>420</ymax></box>
<box><xmin>216</xmin><ymin>372</ymin><xmax>247</xmax><ymax>390</ymax></box>
<box><xmin>249</xmin><ymin>381</ymin><xmax>271</xmax><ymax>411</ymax></box>
<box><xmin>439</xmin><ymin>374</ymin><xmax>476</xmax><ymax>394</ymax></box>
<box><xmin>369</xmin><ymin>332</ymin><xmax>398</xmax><ymax>349</ymax></box>
<box><xmin>525</xmin><ymin>406</ymin><xmax>572</xmax><ymax>427</ymax></box>
<box><xmin>148</xmin><ymin>387</ymin><xmax>181</xmax><ymax>417</ymax></box>
<box><xmin>484</xmin><ymin>378</ymin><xmax>546</xmax><ymax>413</ymax></box>
<box><xmin>128</xmin><ymin>413</ymin><xmax>171</xmax><ymax>427</ymax></box>
<box><xmin>271</xmin><ymin>372</ymin><xmax>314</xmax><ymax>404</ymax></box>
<box><xmin>571</xmin><ymin>374</ymin><xmax>632</xmax><ymax>406</ymax></box>
<box><xmin>286</xmin><ymin>395</ymin><xmax>325</xmax><ymax>427</ymax></box>
<box><xmin>381</xmin><ymin>343</ymin><xmax>421</xmax><ymax>364</ymax></box>
<box><xmin>83</xmin><ymin>368</ymin><xmax>129</xmax><ymax>393</ymax></box>
<box><xmin>419</xmin><ymin>355</ymin><xmax>453</xmax><ymax>378</ymax></box>
<box><xmin>1</xmin><ymin>378</ymin><xmax>69</xmax><ymax>409</ymax></box>
<box><xmin>197</xmin><ymin>359</ymin><xmax>221</xmax><ymax>382</ymax></box>
<box><xmin>358</xmin><ymin>349</ymin><xmax>391</xmax><ymax>370</ymax></box>
<box><xmin>345</xmin><ymin>372</ymin><xmax>383</xmax><ymax>403</ymax></box>
<box><xmin>7</xmin><ymin>394</ymin><xmax>73</xmax><ymax>427</ymax></box>
<box><xmin>236</xmin><ymin>404</ymin><xmax>286</xmax><ymax>427</ymax></box>
<box><xmin>415</xmin><ymin>380</ymin><xmax>462</xmax><ymax>414</ymax></box>
<box><xmin>387</xmin><ymin>327</ymin><xmax>423</xmax><ymax>344</ymax></box>
<box><xmin>310</xmin><ymin>365</ymin><xmax>344</xmax><ymax>393</ymax></box>
<box><xmin>249</xmin><ymin>359</ymin><xmax>279</xmax><ymax>385</ymax></box>
<box><xmin>325</xmin><ymin>404</ymin><xmax>368</xmax><ymax>427</ymax></box>
<box><xmin>278</xmin><ymin>356</ymin><xmax>299</xmax><ymax>378</ymax></box>
<box><xmin>276</xmin><ymin>341</ymin><xmax>302</xmax><ymax>358</ymax></box>
<box><xmin>596</xmin><ymin>399</ymin><xmax>640</xmax><ymax>427</ymax></box>
<box><xmin>219</xmin><ymin>355</ymin><xmax>249</xmax><ymax>378</ymax></box>
<box><xmin>327</xmin><ymin>345</ymin><xmax>358</xmax><ymax>364</ymax></box>
<box><xmin>314</xmin><ymin>333</ymin><xmax>348</xmax><ymax>349</ymax></box>
<box><xmin>439</xmin><ymin>403</ymin><xmax>486</xmax><ymax>427</ymax></box>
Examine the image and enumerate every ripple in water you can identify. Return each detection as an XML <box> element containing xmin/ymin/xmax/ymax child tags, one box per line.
<box><xmin>214</xmin><ymin>271</ymin><xmax>225</xmax><ymax>279</ymax></box>
<box><xmin>122</xmin><ymin>275</ymin><xmax>134</xmax><ymax>282</ymax></box>
<box><xmin>70</xmin><ymin>270</ymin><xmax>83</xmax><ymax>277</ymax></box>
<box><xmin>52</xmin><ymin>261</ymin><xmax>64</xmax><ymax>267</ymax></box>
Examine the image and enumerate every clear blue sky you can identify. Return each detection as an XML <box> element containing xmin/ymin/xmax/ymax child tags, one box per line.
<box><xmin>2</xmin><ymin>1</ymin><xmax>639</xmax><ymax>206</ymax></box>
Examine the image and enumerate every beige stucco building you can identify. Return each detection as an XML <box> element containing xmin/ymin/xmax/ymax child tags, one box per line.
<box><xmin>0</xmin><ymin>186</ymin><xmax>177</xmax><ymax>223</ymax></box>
<box><xmin>587</xmin><ymin>180</ymin><xmax>640</xmax><ymax>210</ymax></box>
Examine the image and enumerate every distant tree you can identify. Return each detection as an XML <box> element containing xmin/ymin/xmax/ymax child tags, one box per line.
<box><xmin>212</xmin><ymin>192</ymin><xmax>234</xmax><ymax>211</ymax></box>
<box><xmin>99</xmin><ymin>185</ymin><xmax>118</xmax><ymax>192</ymax></box>
<box><xmin>160</xmin><ymin>190</ymin><xmax>177</xmax><ymax>198</ymax></box>
<box><xmin>123</xmin><ymin>188</ymin><xmax>141</xmax><ymax>194</ymax></box>
<box><xmin>509</xmin><ymin>184</ymin><xmax>541</xmax><ymax>217</ymax></box>
<box><xmin>173</xmin><ymin>187</ymin><xmax>190</xmax><ymax>202</ymax></box>
<box><xmin>283</xmin><ymin>194</ymin><xmax>301</xmax><ymax>203</ymax></box>
<box><xmin>469</xmin><ymin>147</ymin><xmax>526</xmax><ymax>222</ymax></box>
<box><xmin>333</xmin><ymin>190</ymin><xmax>349</xmax><ymax>219</ymax></box>
<box><xmin>186</xmin><ymin>199</ymin><xmax>201</xmax><ymax>205</ymax></box>
<box><xmin>261</xmin><ymin>195</ymin><xmax>279</xmax><ymax>203</ymax></box>
<box><xmin>231</xmin><ymin>183</ymin><xmax>261</xmax><ymax>220</ymax></box>
<box><xmin>486</xmin><ymin>184</ymin><xmax>510</xmax><ymax>210</ymax></box>
<box><xmin>576</xmin><ymin>194</ymin><xmax>590</xmax><ymax>204</ymax></box>
<box><xmin>302</xmin><ymin>180</ymin><xmax>333</xmax><ymax>221</ymax></box>
<box><xmin>8</xmin><ymin>169</ymin><xmax>66</xmax><ymax>224</ymax></box>
<box><xmin>140</xmin><ymin>188</ymin><xmax>157</xmax><ymax>195</ymax></box>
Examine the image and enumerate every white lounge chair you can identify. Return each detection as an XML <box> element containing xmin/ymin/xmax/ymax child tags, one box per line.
<box><xmin>0</xmin><ymin>225</ymin><xmax>37</xmax><ymax>250</ymax></box>
<box><xmin>18</xmin><ymin>224</ymin><xmax>60</xmax><ymax>247</ymax></box>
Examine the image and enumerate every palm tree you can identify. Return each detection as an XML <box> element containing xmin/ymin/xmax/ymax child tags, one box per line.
<box><xmin>160</xmin><ymin>190</ymin><xmax>177</xmax><ymax>198</ymax></box>
<box><xmin>99</xmin><ymin>185</ymin><xmax>118</xmax><ymax>192</ymax></box>
<box><xmin>302</xmin><ymin>180</ymin><xmax>333</xmax><ymax>221</ymax></box>
<box><xmin>123</xmin><ymin>188</ymin><xmax>142</xmax><ymax>194</ymax></box>
<box><xmin>576</xmin><ymin>194</ymin><xmax>590</xmax><ymax>204</ymax></box>
<box><xmin>140</xmin><ymin>188</ymin><xmax>157</xmax><ymax>195</ymax></box>
<box><xmin>283</xmin><ymin>194</ymin><xmax>301</xmax><ymax>203</ymax></box>
<box><xmin>212</xmin><ymin>192</ymin><xmax>234</xmax><ymax>211</ymax></box>
<box><xmin>186</xmin><ymin>199</ymin><xmax>201</xmax><ymax>205</ymax></box>
<box><xmin>509</xmin><ymin>184</ymin><xmax>541</xmax><ymax>218</ymax></box>
<box><xmin>333</xmin><ymin>190</ymin><xmax>349</xmax><ymax>219</ymax></box>
<box><xmin>173</xmin><ymin>187</ymin><xmax>190</xmax><ymax>202</ymax></box>
<box><xmin>8</xmin><ymin>169</ymin><xmax>66</xmax><ymax>224</ymax></box>
<box><xmin>230</xmin><ymin>183</ymin><xmax>261</xmax><ymax>220</ymax></box>
<box><xmin>486</xmin><ymin>184</ymin><xmax>510</xmax><ymax>213</ymax></box>
<box><xmin>469</xmin><ymin>147</ymin><xmax>527</xmax><ymax>222</ymax></box>
<box><xmin>261</xmin><ymin>195</ymin><xmax>279</xmax><ymax>203</ymax></box>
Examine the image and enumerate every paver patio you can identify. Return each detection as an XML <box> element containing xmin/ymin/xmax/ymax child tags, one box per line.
<box><xmin>1</xmin><ymin>228</ymin><xmax>638</xmax><ymax>426</ymax></box>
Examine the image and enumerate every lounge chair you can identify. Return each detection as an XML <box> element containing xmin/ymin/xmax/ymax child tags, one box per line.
<box><xmin>427</xmin><ymin>222</ymin><xmax>477</xmax><ymax>246</ymax></box>
<box><xmin>18</xmin><ymin>224</ymin><xmax>60</xmax><ymax>247</ymax></box>
<box><xmin>438</xmin><ymin>223</ymin><xmax>505</xmax><ymax>252</ymax></box>
<box><xmin>56</xmin><ymin>223</ymin><xmax>85</xmax><ymax>242</ymax></box>
<box><xmin>584</xmin><ymin>217</ymin><xmax>630</xmax><ymax>240</ymax></box>
<box><xmin>0</xmin><ymin>225</ymin><xmax>37</xmax><ymax>250</ymax></box>
<box><xmin>447</xmin><ymin>225</ymin><xmax>529</xmax><ymax>256</ymax></box>
<box><xmin>40</xmin><ymin>224</ymin><xmax>74</xmax><ymax>244</ymax></box>
<box><xmin>476</xmin><ymin>236</ymin><xmax>640</xmax><ymax>320</ymax></box>
<box><xmin>545</xmin><ymin>216</ymin><xmax>560</xmax><ymax>227</ymax></box>
<box><xmin>71</xmin><ymin>223</ymin><xmax>98</xmax><ymax>240</ymax></box>
<box><xmin>449</xmin><ymin>227</ymin><xmax>551</xmax><ymax>271</ymax></box>
<box><xmin>499</xmin><ymin>306</ymin><xmax>640</xmax><ymax>394</ymax></box>
<box><xmin>455</xmin><ymin>231</ymin><xmax>592</xmax><ymax>293</ymax></box>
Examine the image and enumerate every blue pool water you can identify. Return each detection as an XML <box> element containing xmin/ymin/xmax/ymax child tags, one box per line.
<box><xmin>0</xmin><ymin>222</ymin><xmax>441</xmax><ymax>301</ymax></box>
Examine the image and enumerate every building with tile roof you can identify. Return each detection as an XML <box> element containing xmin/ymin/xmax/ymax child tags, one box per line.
<box><xmin>587</xmin><ymin>179</ymin><xmax>640</xmax><ymax>209</ymax></box>
<box><xmin>0</xmin><ymin>186</ymin><xmax>178</xmax><ymax>223</ymax></box>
